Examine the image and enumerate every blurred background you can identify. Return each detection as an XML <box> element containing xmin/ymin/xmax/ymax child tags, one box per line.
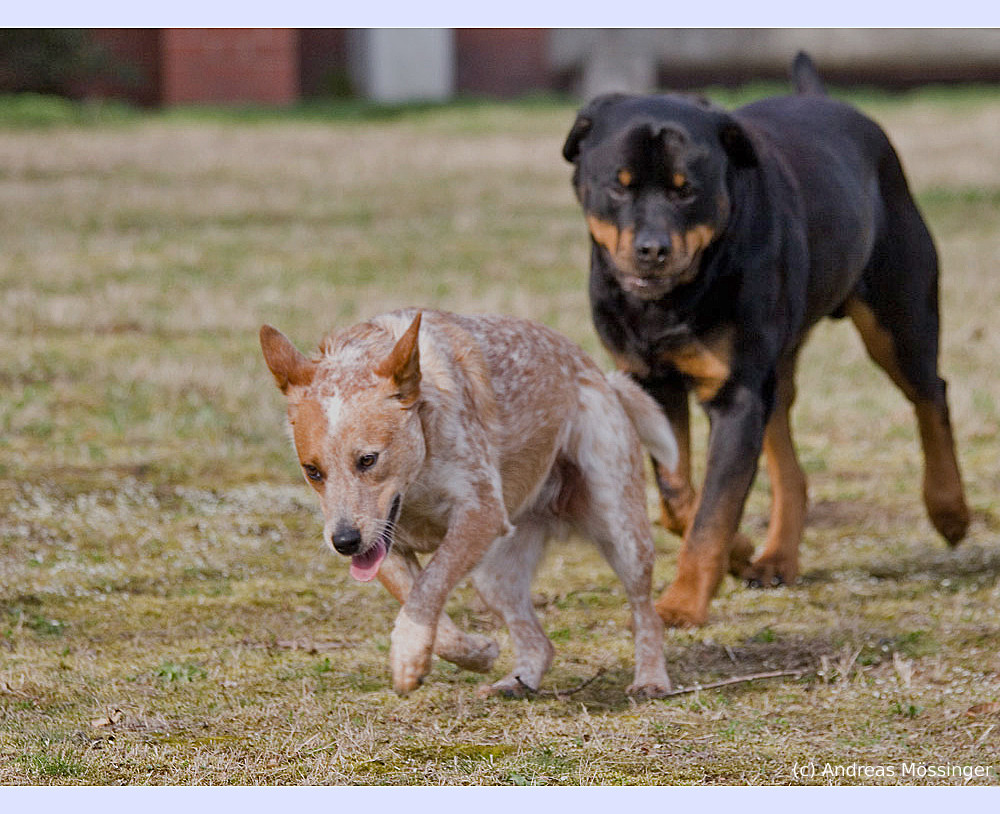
<box><xmin>2</xmin><ymin>28</ymin><xmax>999</xmax><ymax>107</ymax></box>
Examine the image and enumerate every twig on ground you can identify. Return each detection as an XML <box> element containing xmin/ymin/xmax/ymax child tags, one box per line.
<box><xmin>662</xmin><ymin>669</ymin><xmax>806</xmax><ymax>697</ymax></box>
<box><xmin>514</xmin><ymin>668</ymin><xmax>805</xmax><ymax>701</ymax></box>
<box><xmin>0</xmin><ymin>679</ymin><xmax>32</xmax><ymax>698</ymax></box>
<box><xmin>240</xmin><ymin>637</ymin><xmax>354</xmax><ymax>654</ymax></box>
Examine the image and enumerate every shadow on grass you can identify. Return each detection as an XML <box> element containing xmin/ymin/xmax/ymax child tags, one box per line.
<box><xmin>508</xmin><ymin>639</ymin><xmax>827</xmax><ymax>712</ymax></box>
<box><xmin>799</xmin><ymin>534</ymin><xmax>1000</xmax><ymax>586</ymax></box>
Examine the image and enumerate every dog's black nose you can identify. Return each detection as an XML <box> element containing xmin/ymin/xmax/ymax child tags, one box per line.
<box><xmin>635</xmin><ymin>234</ymin><xmax>671</xmax><ymax>266</ymax></box>
<box><xmin>331</xmin><ymin>523</ymin><xmax>363</xmax><ymax>555</ymax></box>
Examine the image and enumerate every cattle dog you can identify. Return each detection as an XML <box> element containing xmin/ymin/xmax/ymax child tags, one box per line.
<box><xmin>260</xmin><ymin>309</ymin><xmax>677</xmax><ymax>697</ymax></box>
<box><xmin>562</xmin><ymin>51</ymin><xmax>970</xmax><ymax>626</ymax></box>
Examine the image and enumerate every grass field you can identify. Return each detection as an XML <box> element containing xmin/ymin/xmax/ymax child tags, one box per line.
<box><xmin>1</xmin><ymin>87</ymin><xmax>999</xmax><ymax>785</ymax></box>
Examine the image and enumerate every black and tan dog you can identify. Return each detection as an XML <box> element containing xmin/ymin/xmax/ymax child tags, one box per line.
<box><xmin>562</xmin><ymin>52</ymin><xmax>970</xmax><ymax>627</ymax></box>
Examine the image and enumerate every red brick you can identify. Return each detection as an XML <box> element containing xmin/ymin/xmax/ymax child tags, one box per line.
<box><xmin>455</xmin><ymin>29</ymin><xmax>549</xmax><ymax>98</ymax></box>
<box><xmin>161</xmin><ymin>29</ymin><xmax>299</xmax><ymax>106</ymax></box>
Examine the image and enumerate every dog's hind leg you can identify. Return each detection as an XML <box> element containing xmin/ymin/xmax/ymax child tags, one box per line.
<box><xmin>846</xmin><ymin>293</ymin><xmax>970</xmax><ymax>544</ymax></box>
<box><xmin>470</xmin><ymin>520</ymin><xmax>554</xmax><ymax>697</ymax></box>
<box><xmin>378</xmin><ymin>552</ymin><xmax>499</xmax><ymax>674</ymax></box>
<box><xmin>845</xmin><ymin>179</ymin><xmax>969</xmax><ymax>545</ymax></box>
<box><xmin>574</xmin><ymin>384</ymin><xmax>671</xmax><ymax>697</ymax></box>
<box><xmin>585</xmin><ymin>509</ymin><xmax>672</xmax><ymax>698</ymax></box>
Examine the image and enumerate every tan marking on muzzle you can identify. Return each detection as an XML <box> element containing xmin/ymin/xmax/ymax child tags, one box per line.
<box><xmin>586</xmin><ymin>215</ymin><xmax>635</xmax><ymax>259</ymax></box>
<box><xmin>683</xmin><ymin>224</ymin><xmax>716</xmax><ymax>256</ymax></box>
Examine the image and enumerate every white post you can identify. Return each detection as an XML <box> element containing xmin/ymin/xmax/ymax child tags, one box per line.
<box><xmin>349</xmin><ymin>29</ymin><xmax>455</xmax><ymax>103</ymax></box>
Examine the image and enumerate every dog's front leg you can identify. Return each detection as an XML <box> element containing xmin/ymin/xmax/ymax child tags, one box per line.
<box><xmin>378</xmin><ymin>551</ymin><xmax>499</xmax><ymax>674</ymax></box>
<box><xmin>390</xmin><ymin>494</ymin><xmax>510</xmax><ymax>694</ymax></box>
<box><xmin>656</xmin><ymin>385</ymin><xmax>765</xmax><ymax>627</ymax></box>
<box><xmin>641</xmin><ymin>374</ymin><xmax>698</xmax><ymax>535</ymax></box>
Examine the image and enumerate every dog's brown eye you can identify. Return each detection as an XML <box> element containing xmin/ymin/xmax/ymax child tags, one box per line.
<box><xmin>303</xmin><ymin>464</ymin><xmax>323</xmax><ymax>482</ymax></box>
<box><xmin>617</xmin><ymin>168</ymin><xmax>634</xmax><ymax>188</ymax></box>
<box><xmin>357</xmin><ymin>453</ymin><xmax>379</xmax><ymax>471</ymax></box>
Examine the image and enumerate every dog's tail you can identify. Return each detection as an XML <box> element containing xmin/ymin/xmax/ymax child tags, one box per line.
<box><xmin>608</xmin><ymin>372</ymin><xmax>679</xmax><ymax>472</ymax></box>
<box><xmin>791</xmin><ymin>51</ymin><xmax>826</xmax><ymax>96</ymax></box>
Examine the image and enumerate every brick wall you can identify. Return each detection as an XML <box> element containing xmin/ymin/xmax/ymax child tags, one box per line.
<box><xmin>160</xmin><ymin>29</ymin><xmax>299</xmax><ymax>106</ymax></box>
<box><xmin>64</xmin><ymin>28</ymin><xmax>1000</xmax><ymax>108</ymax></box>
<box><xmin>455</xmin><ymin>29</ymin><xmax>549</xmax><ymax>98</ymax></box>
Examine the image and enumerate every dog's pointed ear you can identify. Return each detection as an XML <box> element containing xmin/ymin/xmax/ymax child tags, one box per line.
<box><xmin>562</xmin><ymin>93</ymin><xmax>628</xmax><ymax>163</ymax></box>
<box><xmin>718</xmin><ymin>116</ymin><xmax>758</xmax><ymax>169</ymax></box>
<box><xmin>260</xmin><ymin>325</ymin><xmax>316</xmax><ymax>395</ymax></box>
<box><xmin>376</xmin><ymin>312</ymin><xmax>421</xmax><ymax>405</ymax></box>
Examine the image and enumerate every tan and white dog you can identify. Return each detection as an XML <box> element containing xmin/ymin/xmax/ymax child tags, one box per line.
<box><xmin>260</xmin><ymin>309</ymin><xmax>677</xmax><ymax>697</ymax></box>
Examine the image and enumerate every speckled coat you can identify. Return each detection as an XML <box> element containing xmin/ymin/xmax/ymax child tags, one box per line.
<box><xmin>260</xmin><ymin>308</ymin><xmax>677</xmax><ymax>697</ymax></box>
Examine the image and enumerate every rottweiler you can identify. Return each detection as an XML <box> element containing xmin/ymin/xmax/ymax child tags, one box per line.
<box><xmin>562</xmin><ymin>51</ymin><xmax>970</xmax><ymax>626</ymax></box>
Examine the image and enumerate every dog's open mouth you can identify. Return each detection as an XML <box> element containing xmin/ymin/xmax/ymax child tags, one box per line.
<box><xmin>349</xmin><ymin>494</ymin><xmax>401</xmax><ymax>583</ymax></box>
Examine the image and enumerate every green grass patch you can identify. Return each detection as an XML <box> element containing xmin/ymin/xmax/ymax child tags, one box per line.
<box><xmin>25</xmin><ymin>749</ymin><xmax>85</xmax><ymax>779</ymax></box>
<box><xmin>155</xmin><ymin>661</ymin><xmax>208</xmax><ymax>683</ymax></box>
<box><xmin>0</xmin><ymin>93</ymin><xmax>139</xmax><ymax>128</ymax></box>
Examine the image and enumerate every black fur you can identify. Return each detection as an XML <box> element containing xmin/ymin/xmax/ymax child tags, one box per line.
<box><xmin>562</xmin><ymin>52</ymin><xmax>969</xmax><ymax>623</ymax></box>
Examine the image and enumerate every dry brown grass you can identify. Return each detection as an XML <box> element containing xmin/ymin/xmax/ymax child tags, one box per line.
<box><xmin>1</xmin><ymin>91</ymin><xmax>999</xmax><ymax>785</ymax></box>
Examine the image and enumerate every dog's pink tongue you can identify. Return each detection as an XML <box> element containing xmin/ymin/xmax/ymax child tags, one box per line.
<box><xmin>350</xmin><ymin>539</ymin><xmax>387</xmax><ymax>582</ymax></box>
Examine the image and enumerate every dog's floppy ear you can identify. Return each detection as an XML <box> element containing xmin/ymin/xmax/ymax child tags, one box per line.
<box><xmin>562</xmin><ymin>114</ymin><xmax>593</xmax><ymax>163</ymax></box>
<box><xmin>376</xmin><ymin>312</ymin><xmax>421</xmax><ymax>405</ymax></box>
<box><xmin>562</xmin><ymin>93</ymin><xmax>628</xmax><ymax>163</ymax></box>
<box><xmin>260</xmin><ymin>325</ymin><xmax>316</xmax><ymax>395</ymax></box>
<box><xmin>718</xmin><ymin>116</ymin><xmax>758</xmax><ymax>169</ymax></box>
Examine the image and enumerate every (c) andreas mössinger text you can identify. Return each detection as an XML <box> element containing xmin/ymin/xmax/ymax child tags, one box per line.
<box><xmin>791</xmin><ymin>761</ymin><xmax>994</xmax><ymax>781</ymax></box>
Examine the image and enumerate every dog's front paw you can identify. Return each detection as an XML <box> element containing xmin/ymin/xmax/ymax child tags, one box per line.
<box><xmin>390</xmin><ymin>610</ymin><xmax>435</xmax><ymax>695</ymax></box>
<box><xmin>655</xmin><ymin>587</ymin><xmax>708</xmax><ymax>628</ymax></box>
<box><xmin>727</xmin><ymin>533</ymin><xmax>755</xmax><ymax>577</ymax></box>
<box><xmin>743</xmin><ymin>552</ymin><xmax>798</xmax><ymax>588</ymax></box>
<box><xmin>392</xmin><ymin>660</ymin><xmax>429</xmax><ymax>695</ymax></box>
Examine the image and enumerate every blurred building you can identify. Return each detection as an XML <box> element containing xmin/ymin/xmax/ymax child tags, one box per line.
<box><xmin>5</xmin><ymin>28</ymin><xmax>1000</xmax><ymax>106</ymax></box>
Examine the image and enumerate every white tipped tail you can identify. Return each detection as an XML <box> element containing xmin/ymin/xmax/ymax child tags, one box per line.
<box><xmin>608</xmin><ymin>371</ymin><xmax>679</xmax><ymax>471</ymax></box>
